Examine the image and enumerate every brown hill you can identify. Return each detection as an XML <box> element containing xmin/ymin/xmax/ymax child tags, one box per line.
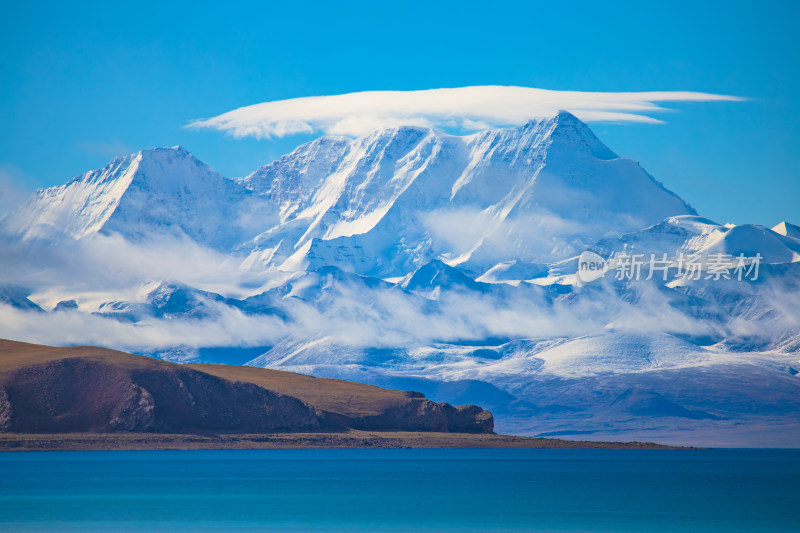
<box><xmin>189</xmin><ymin>363</ymin><xmax>493</xmax><ymax>432</ymax></box>
<box><xmin>0</xmin><ymin>339</ymin><xmax>492</xmax><ymax>434</ymax></box>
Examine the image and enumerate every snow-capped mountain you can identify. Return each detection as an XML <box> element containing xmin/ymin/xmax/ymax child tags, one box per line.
<box><xmin>1</xmin><ymin>146</ymin><xmax>275</xmax><ymax>249</ymax></box>
<box><xmin>1</xmin><ymin>112</ymin><xmax>798</xmax><ymax>446</ymax></box>
<box><xmin>588</xmin><ymin>215</ymin><xmax>800</xmax><ymax>267</ymax></box>
<box><xmin>3</xmin><ymin>112</ymin><xmax>694</xmax><ymax>272</ymax></box>
<box><xmin>239</xmin><ymin>111</ymin><xmax>695</xmax><ymax>277</ymax></box>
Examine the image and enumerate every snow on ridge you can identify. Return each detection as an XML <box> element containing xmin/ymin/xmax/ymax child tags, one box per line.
<box><xmin>697</xmin><ymin>224</ymin><xmax>800</xmax><ymax>264</ymax></box>
<box><xmin>2</xmin><ymin>146</ymin><xmax>277</xmax><ymax>250</ymax></box>
<box><xmin>1</xmin><ymin>152</ymin><xmax>143</xmax><ymax>241</ymax></box>
<box><xmin>234</xmin><ymin>114</ymin><xmax>697</xmax><ymax>277</ymax></box>
<box><xmin>773</xmin><ymin>221</ymin><xmax>800</xmax><ymax>240</ymax></box>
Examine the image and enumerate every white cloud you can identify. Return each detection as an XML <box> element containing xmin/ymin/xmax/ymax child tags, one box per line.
<box><xmin>188</xmin><ymin>86</ymin><xmax>744</xmax><ymax>139</ymax></box>
<box><xmin>0</xmin><ymin>227</ymin><xmax>715</xmax><ymax>354</ymax></box>
<box><xmin>1</xmin><ymin>229</ymin><xmax>793</xmax><ymax>357</ymax></box>
<box><xmin>0</xmin><ymin>303</ymin><xmax>288</xmax><ymax>354</ymax></box>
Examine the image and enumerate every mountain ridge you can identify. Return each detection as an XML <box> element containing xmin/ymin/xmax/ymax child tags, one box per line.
<box><xmin>1</xmin><ymin>113</ymin><xmax>798</xmax><ymax>446</ymax></box>
<box><xmin>3</xmin><ymin>112</ymin><xmax>697</xmax><ymax>278</ymax></box>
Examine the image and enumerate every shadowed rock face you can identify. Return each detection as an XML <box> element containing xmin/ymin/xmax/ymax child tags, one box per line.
<box><xmin>2</xmin><ymin>358</ymin><xmax>319</xmax><ymax>433</ymax></box>
<box><xmin>0</xmin><ymin>387</ymin><xmax>12</xmax><ymax>431</ymax></box>
<box><xmin>0</xmin><ymin>339</ymin><xmax>493</xmax><ymax>434</ymax></box>
<box><xmin>444</xmin><ymin>404</ymin><xmax>495</xmax><ymax>433</ymax></box>
<box><xmin>349</xmin><ymin>396</ymin><xmax>494</xmax><ymax>433</ymax></box>
<box><xmin>187</xmin><ymin>364</ymin><xmax>494</xmax><ymax>434</ymax></box>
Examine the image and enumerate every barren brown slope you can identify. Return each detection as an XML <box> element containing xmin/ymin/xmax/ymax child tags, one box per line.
<box><xmin>188</xmin><ymin>362</ymin><xmax>493</xmax><ymax>433</ymax></box>
<box><xmin>0</xmin><ymin>339</ymin><xmax>172</xmax><ymax>371</ymax></box>
<box><xmin>0</xmin><ymin>339</ymin><xmax>492</xmax><ymax>434</ymax></box>
<box><xmin>0</xmin><ymin>339</ymin><xmax>319</xmax><ymax>433</ymax></box>
<box><xmin>188</xmin><ymin>363</ymin><xmax>415</xmax><ymax>416</ymax></box>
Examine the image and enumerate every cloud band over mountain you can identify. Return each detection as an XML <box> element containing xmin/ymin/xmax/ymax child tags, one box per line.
<box><xmin>188</xmin><ymin>86</ymin><xmax>744</xmax><ymax>139</ymax></box>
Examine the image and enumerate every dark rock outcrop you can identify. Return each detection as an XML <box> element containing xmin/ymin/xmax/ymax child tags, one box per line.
<box><xmin>0</xmin><ymin>387</ymin><xmax>12</xmax><ymax>431</ymax></box>
<box><xmin>444</xmin><ymin>404</ymin><xmax>495</xmax><ymax>433</ymax></box>
<box><xmin>350</xmin><ymin>395</ymin><xmax>493</xmax><ymax>433</ymax></box>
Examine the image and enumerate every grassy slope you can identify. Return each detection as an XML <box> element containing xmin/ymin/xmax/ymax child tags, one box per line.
<box><xmin>188</xmin><ymin>363</ymin><xmax>413</xmax><ymax>416</ymax></box>
<box><xmin>0</xmin><ymin>339</ymin><xmax>174</xmax><ymax>374</ymax></box>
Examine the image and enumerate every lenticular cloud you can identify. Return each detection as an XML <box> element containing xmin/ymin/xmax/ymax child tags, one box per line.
<box><xmin>188</xmin><ymin>86</ymin><xmax>743</xmax><ymax>139</ymax></box>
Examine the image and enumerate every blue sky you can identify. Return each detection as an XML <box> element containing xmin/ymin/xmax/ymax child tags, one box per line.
<box><xmin>1</xmin><ymin>0</ymin><xmax>798</xmax><ymax>225</ymax></box>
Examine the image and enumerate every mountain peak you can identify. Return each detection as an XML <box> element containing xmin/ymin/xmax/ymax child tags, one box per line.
<box><xmin>554</xmin><ymin>109</ymin><xmax>582</xmax><ymax>122</ymax></box>
<box><xmin>134</xmin><ymin>146</ymin><xmax>205</xmax><ymax>171</ymax></box>
<box><xmin>400</xmin><ymin>260</ymin><xmax>484</xmax><ymax>297</ymax></box>
<box><xmin>2</xmin><ymin>145</ymin><xmax>269</xmax><ymax>248</ymax></box>
<box><xmin>515</xmin><ymin>111</ymin><xmax>616</xmax><ymax>160</ymax></box>
<box><xmin>142</xmin><ymin>145</ymin><xmax>187</xmax><ymax>153</ymax></box>
<box><xmin>773</xmin><ymin>221</ymin><xmax>800</xmax><ymax>240</ymax></box>
<box><xmin>547</xmin><ymin>110</ymin><xmax>618</xmax><ymax>160</ymax></box>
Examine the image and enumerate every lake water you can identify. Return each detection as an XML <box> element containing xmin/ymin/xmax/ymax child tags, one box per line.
<box><xmin>0</xmin><ymin>448</ymin><xmax>798</xmax><ymax>532</ymax></box>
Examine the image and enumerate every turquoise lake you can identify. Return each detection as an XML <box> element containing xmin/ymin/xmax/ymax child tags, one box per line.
<box><xmin>0</xmin><ymin>448</ymin><xmax>798</xmax><ymax>532</ymax></box>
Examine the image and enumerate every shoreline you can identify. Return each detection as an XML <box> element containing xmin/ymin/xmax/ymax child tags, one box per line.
<box><xmin>0</xmin><ymin>430</ymin><xmax>684</xmax><ymax>451</ymax></box>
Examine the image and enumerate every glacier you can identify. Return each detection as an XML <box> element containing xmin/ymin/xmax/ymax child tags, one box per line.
<box><xmin>1</xmin><ymin>111</ymin><xmax>798</xmax><ymax>446</ymax></box>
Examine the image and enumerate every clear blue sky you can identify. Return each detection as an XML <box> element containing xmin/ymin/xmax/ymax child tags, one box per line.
<box><xmin>1</xmin><ymin>0</ymin><xmax>798</xmax><ymax>225</ymax></box>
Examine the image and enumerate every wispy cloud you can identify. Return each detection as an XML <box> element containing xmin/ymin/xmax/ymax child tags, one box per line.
<box><xmin>0</xmin><ymin>166</ymin><xmax>34</xmax><ymax>218</ymax></box>
<box><xmin>78</xmin><ymin>139</ymin><xmax>134</xmax><ymax>160</ymax></box>
<box><xmin>188</xmin><ymin>86</ymin><xmax>744</xmax><ymax>139</ymax></box>
<box><xmin>1</xmin><ymin>227</ymin><xmax>796</xmax><ymax>359</ymax></box>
